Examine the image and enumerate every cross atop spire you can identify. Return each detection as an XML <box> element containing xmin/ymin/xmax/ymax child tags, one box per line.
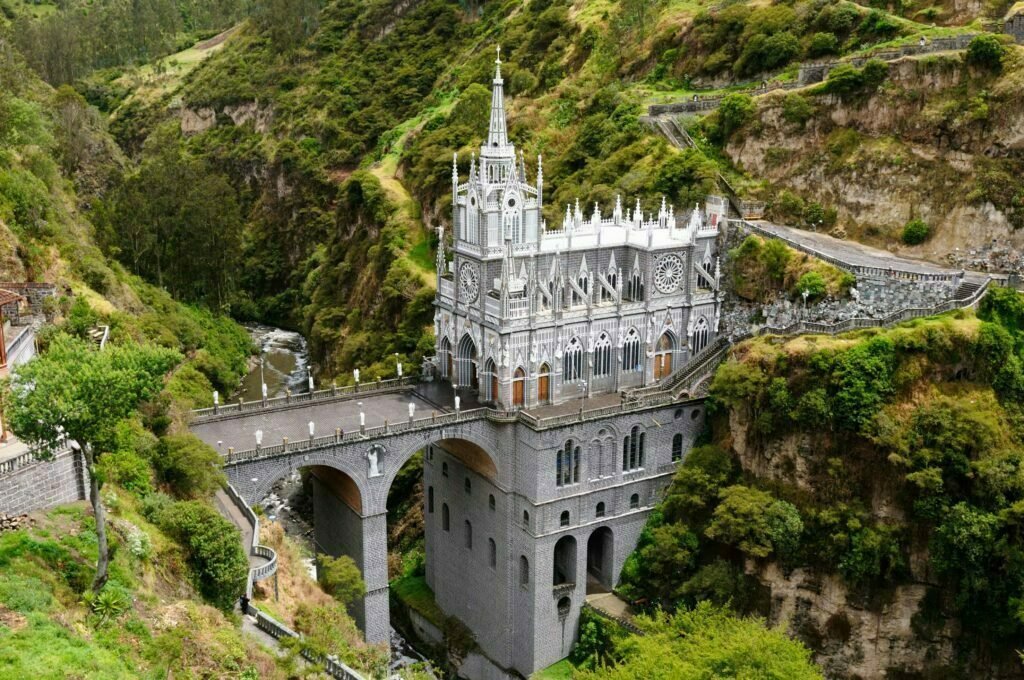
<box><xmin>486</xmin><ymin>45</ymin><xmax>509</xmax><ymax>152</ymax></box>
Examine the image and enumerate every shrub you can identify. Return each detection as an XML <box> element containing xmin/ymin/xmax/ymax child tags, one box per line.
<box><xmin>716</xmin><ymin>93</ymin><xmax>756</xmax><ymax>141</ymax></box>
<box><xmin>901</xmin><ymin>218</ymin><xmax>930</xmax><ymax>245</ymax></box>
<box><xmin>795</xmin><ymin>271</ymin><xmax>827</xmax><ymax>300</ymax></box>
<box><xmin>153</xmin><ymin>500</ymin><xmax>248</xmax><ymax>610</ymax></box>
<box><xmin>96</xmin><ymin>448</ymin><xmax>153</xmax><ymax>495</ymax></box>
<box><xmin>965</xmin><ymin>34</ymin><xmax>1005</xmax><ymax>73</ymax></box>
<box><xmin>319</xmin><ymin>554</ymin><xmax>365</xmax><ymax>607</ymax></box>
<box><xmin>806</xmin><ymin>32</ymin><xmax>839</xmax><ymax>58</ymax></box>
<box><xmin>154</xmin><ymin>434</ymin><xmax>224</xmax><ymax>499</ymax></box>
<box><xmin>781</xmin><ymin>93</ymin><xmax>814</xmax><ymax>127</ymax></box>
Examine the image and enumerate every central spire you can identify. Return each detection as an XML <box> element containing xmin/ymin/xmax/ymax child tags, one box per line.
<box><xmin>486</xmin><ymin>45</ymin><xmax>509</xmax><ymax>151</ymax></box>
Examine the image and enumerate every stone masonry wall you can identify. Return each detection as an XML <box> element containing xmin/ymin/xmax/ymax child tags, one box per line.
<box><xmin>0</xmin><ymin>449</ymin><xmax>89</xmax><ymax>515</ymax></box>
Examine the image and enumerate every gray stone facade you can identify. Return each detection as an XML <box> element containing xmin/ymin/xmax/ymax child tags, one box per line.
<box><xmin>436</xmin><ymin>58</ymin><xmax>724</xmax><ymax>412</ymax></box>
<box><xmin>216</xmin><ymin>396</ymin><xmax>705</xmax><ymax>677</ymax></box>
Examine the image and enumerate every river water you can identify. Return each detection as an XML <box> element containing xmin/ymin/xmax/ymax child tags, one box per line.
<box><xmin>236</xmin><ymin>324</ymin><xmax>434</xmax><ymax>676</ymax></box>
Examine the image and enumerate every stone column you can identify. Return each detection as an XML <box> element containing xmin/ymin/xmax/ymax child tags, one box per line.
<box><xmin>360</xmin><ymin>511</ymin><xmax>390</xmax><ymax>644</ymax></box>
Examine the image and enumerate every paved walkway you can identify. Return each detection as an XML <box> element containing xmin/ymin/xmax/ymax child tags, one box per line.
<box><xmin>752</xmin><ymin>221</ymin><xmax>972</xmax><ymax>277</ymax></box>
<box><xmin>192</xmin><ymin>391</ymin><xmax>436</xmax><ymax>456</ymax></box>
<box><xmin>585</xmin><ymin>592</ymin><xmax>636</xmax><ymax>624</ymax></box>
<box><xmin>0</xmin><ymin>437</ymin><xmax>31</xmax><ymax>465</ymax></box>
<box><xmin>213</xmin><ymin>489</ymin><xmax>269</xmax><ymax>570</ymax></box>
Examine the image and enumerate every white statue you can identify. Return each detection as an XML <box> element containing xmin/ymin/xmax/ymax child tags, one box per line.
<box><xmin>367</xmin><ymin>446</ymin><xmax>383</xmax><ymax>478</ymax></box>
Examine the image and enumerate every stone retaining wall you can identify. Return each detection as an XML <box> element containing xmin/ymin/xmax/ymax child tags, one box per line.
<box><xmin>0</xmin><ymin>449</ymin><xmax>88</xmax><ymax>515</ymax></box>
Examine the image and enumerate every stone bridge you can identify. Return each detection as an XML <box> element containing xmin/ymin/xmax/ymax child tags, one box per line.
<box><xmin>189</xmin><ymin>376</ymin><xmax>708</xmax><ymax>670</ymax></box>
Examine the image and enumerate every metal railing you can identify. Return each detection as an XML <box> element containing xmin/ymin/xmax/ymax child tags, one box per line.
<box><xmin>223</xmin><ymin>484</ymin><xmax>364</xmax><ymax>679</ymax></box>
<box><xmin>251</xmin><ymin>608</ymin><xmax>366</xmax><ymax>680</ymax></box>
<box><xmin>191</xmin><ymin>376</ymin><xmax>418</xmax><ymax>422</ymax></box>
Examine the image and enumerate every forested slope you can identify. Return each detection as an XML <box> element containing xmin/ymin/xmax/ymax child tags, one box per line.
<box><xmin>619</xmin><ymin>288</ymin><xmax>1024</xmax><ymax>678</ymax></box>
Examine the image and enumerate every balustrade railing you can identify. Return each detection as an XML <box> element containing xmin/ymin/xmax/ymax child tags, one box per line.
<box><xmin>191</xmin><ymin>375</ymin><xmax>419</xmax><ymax>421</ymax></box>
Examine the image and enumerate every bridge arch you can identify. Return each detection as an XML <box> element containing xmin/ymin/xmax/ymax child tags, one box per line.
<box><xmin>245</xmin><ymin>454</ymin><xmax>370</xmax><ymax>511</ymax></box>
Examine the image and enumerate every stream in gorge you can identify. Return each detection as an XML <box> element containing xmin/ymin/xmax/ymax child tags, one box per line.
<box><xmin>235</xmin><ymin>324</ymin><xmax>434</xmax><ymax>676</ymax></box>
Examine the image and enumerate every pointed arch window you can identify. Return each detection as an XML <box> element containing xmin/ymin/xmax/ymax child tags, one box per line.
<box><xmin>556</xmin><ymin>439</ymin><xmax>580</xmax><ymax>487</ymax></box>
<box><xmin>563</xmin><ymin>337</ymin><xmax>584</xmax><ymax>382</ymax></box>
<box><xmin>593</xmin><ymin>333</ymin><xmax>612</xmax><ymax>377</ymax></box>
<box><xmin>698</xmin><ymin>253</ymin><xmax>714</xmax><ymax>290</ymax></box>
<box><xmin>602</xmin><ymin>269</ymin><xmax>618</xmax><ymax>303</ymax></box>
<box><xmin>466</xmin><ymin>192</ymin><xmax>480</xmax><ymax>244</ymax></box>
<box><xmin>622</xmin><ymin>329</ymin><xmax>642</xmax><ymax>374</ymax></box>
<box><xmin>626</xmin><ymin>270</ymin><xmax>644</xmax><ymax>301</ymax></box>
<box><xmin>693</xmin><ymin>317</ymin><xmax>710</xmax><ymax>354</ymax></box>
<box><xmin>672</xmin><ymin>433</ymin><xmax>684</xmax><ymax>462</ymax></box>
<box><xmin>622</xmin><ymin>425</ymin><xmax>645</xmax><ymax>472</ymax></box>
<box><xmin>440</xmin><ymin>336</ymin><xmax>452</xmax><ymax>379</ymax></box>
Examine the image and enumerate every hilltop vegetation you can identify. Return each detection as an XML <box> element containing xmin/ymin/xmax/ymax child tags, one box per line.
<box><xmin>618</xmin><ymin>288</ymin><xmax>1024</xmax><ymax>677</ymax></box>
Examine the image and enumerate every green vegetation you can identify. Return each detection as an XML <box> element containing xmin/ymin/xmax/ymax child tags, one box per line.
<box><xmin>574</xmin><ymin>603</ymin><xmax>822</xmax><ymax>679</ymax></box>
<box><xmin>812</xmin><ymin>58</ymin><xmax>889</xmax><ymax>98</ymax></box>
<box><xmin>10</xmin><ymin>0</ymin><xmax>247</xmax><ymax>84</ymax></box>
<box><xmin>965</xmin><ymin>33</ymin><xmax>1007</xmax><ymax>72</ymax></box>
<box><xmin>145</xmin><ymin>495</ymin><xmax>248</xmax><ymax>611</ymax></box>
<box><xmin>620</xmin><ymin>292</ymin><xmax>1024</xmax><ymax>671</ymax></box>
<box><xmin>729</xmin><ymin>234</ymin><xmax>854</xmax><ymax>303</ymax></box>
<box><xmin>7</xmin><ymin>334</ymin><xmax>179</xmax><ymax>590</ymax></box>
<box><xmin>318</xmin><ymin>554</ymin><xmax>365</xmax><ymax>607</ymax></box>
<box><xmin>392</xmin><ymin>574</ymin><xmax>445</xmax><ymax>630</ymax></box>
<box><xmin>0</xmin><ymin>501</ymin><xmax>280</xmax><ymax>678</ymax></box>
<box><xmin>902</xmin><ymin>217</ymin><xmax>931</xmax><ymax>244</ymax></box>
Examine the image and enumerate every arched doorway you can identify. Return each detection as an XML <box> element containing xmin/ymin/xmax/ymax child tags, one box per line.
<box><xmin>654</xmin><ymin>331</ymin><xmax>675</xmax><ymax>380</ymax></box>
<box><xmin>553</xmin><ymin>535</ymin><xmax>577</xmax><ymax>587</ymax></box>
<box><xmin>537</xmin><ymin>363</ymin><xmax>550</xmax><ymax>404</ymax></box>
<box><xmin>456</xmin><ymin>334</ymin><xmax>478</xmax><ymax>390</ymax></box>
<box><xmin>512</xmin><ymin>367</ymin><xmax>525</xmax><ymax>407</ymax></box>
<box><xmin>586</xmin><ymin>527</ymin><xmax>613</xmax><ymax>594</ymax></box>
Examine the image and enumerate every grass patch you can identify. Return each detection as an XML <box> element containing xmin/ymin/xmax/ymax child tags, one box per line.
<box><xmin>391</xmin><ymin>574</ymin><xmax>445</xmax><ymax>629</ymax></box>
<box><xmin>532</xmin><ymin>658</ymin><xmax>577</xmax><ymax>680</ymax></box>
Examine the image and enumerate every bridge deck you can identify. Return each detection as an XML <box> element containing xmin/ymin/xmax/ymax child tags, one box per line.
<box><xmin>192</xmin><ymin>391</ymin><xmax>438</xmax><ymax>455</ymax></box>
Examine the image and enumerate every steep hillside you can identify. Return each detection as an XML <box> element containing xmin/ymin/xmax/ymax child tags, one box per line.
<box><xmin>619</xmin><ymin>288</ymin><xmax>1024</xmax><ymax>678</ymax></box>
<box><xmin>719</xmin><ymin>38</ymin><xmax>1024</xmax><ymax>272</ymax></box>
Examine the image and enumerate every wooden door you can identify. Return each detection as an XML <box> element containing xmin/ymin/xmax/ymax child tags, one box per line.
<box><xmin>491</xmin><ymin>373</ymin><xmax>498</xmax><ymax>403</ymax></box>
<box><xmin>662</xmin><ymin>353</ymin><xmax>672</xmax><ymax>377</ymax></box>
<box><xmin>513</xmin><ymin>379</ymin><xmax>524</xmax><ymax>407</ymax></box>
<box><xmin>538</xmin><ymin>374</ymin><xmax>549</xmax><ymax>403</ymax></box>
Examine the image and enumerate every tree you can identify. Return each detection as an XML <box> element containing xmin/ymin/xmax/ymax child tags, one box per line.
<box><xmin>319</xmin><ymin>554</ymin><xmax>365</xmax><ymax>607</ymax></box>
<box><xmin>154</xmin><ymin>433</ymin><xmax>225</xmax><ymax>499</ymax></box>
<box><xmin>6</xmin><ymin>334</ymin><xmax>179</xmax><ymax>590</ymax></box>
<box><xmin>705</xmin><ymin>485</ymin><xmax>803</xmax><ymax>559</ymax></box>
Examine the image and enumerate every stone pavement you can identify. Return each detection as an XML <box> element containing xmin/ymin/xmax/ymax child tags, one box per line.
<box><xmin>192</xmin><ymin>392</ymin><xmax>437</xmax><ymax>456</ymax></box>
<box><xmin>753</xmin><ymin>221</ymin><xmax>970</xmax><ymax>276</ymax></box>
<box><xmin>585</xmin><ymin>592</ymin><xmax>636</xmax><ymax>625</ymax></box>
<box><xmin>213</xmin><ymin>489</ymin><xmax>269</xmax><ymax>570</ymax></box>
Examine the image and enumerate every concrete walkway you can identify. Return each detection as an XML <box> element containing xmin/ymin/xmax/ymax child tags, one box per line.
<box><xmin>585</xmin><ymin>592</ymin><xmax>636</xmax><ymax>625</ymax></box>
<box><xmin>213</xmin><ymin>489</ymin><xmax>270</xmax><ymax>570</ymax></box>
<box><xmin>751</xmin><ymin>221</ymin><xmax>971</xmax><ymax>277</ymax></box>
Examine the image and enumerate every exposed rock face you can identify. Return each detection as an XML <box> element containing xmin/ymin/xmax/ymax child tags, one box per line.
<box><xmin>726</xmin><ymin>406</ymin><xmax>1022</xmax><ymax>679</ymax></box>
<box><xmin>726</xmin><ymin>54</ymin><xmax>1024</xmax><ymax>275</ymax></box>
<box><xmin>180</xmin><ymin>106</ymin><xmax>216</xmax><ymax>135</ymax></box>
<box><xmin>180</xmin><ymin>101</ymin><xmax>273</xmax><ymax>136</ymax></box>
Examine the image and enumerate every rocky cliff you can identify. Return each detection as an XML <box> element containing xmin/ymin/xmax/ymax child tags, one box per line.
<box><xmin>726</xmin><ymin>49</ymin><xmax>1024</xmax><ymax>274</ymax></box>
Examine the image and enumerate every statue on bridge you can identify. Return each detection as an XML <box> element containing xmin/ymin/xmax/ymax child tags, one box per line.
<box><xmin>366</xmin><ymin>444</ymin><xmax>385</xmax><ymax>478</ymax></box>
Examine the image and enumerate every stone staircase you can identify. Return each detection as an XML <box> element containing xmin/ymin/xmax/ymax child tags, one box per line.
<box><xmin>954</xmin><ymin>280</ymin><xmax>982</xmax><ymax>300</ymax></box>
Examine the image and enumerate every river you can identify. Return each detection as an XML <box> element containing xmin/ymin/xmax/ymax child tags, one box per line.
<box><xmin>235</xmin><ymin>324</ymin><xmax>434</xmax><ymax>676</ymax></box>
